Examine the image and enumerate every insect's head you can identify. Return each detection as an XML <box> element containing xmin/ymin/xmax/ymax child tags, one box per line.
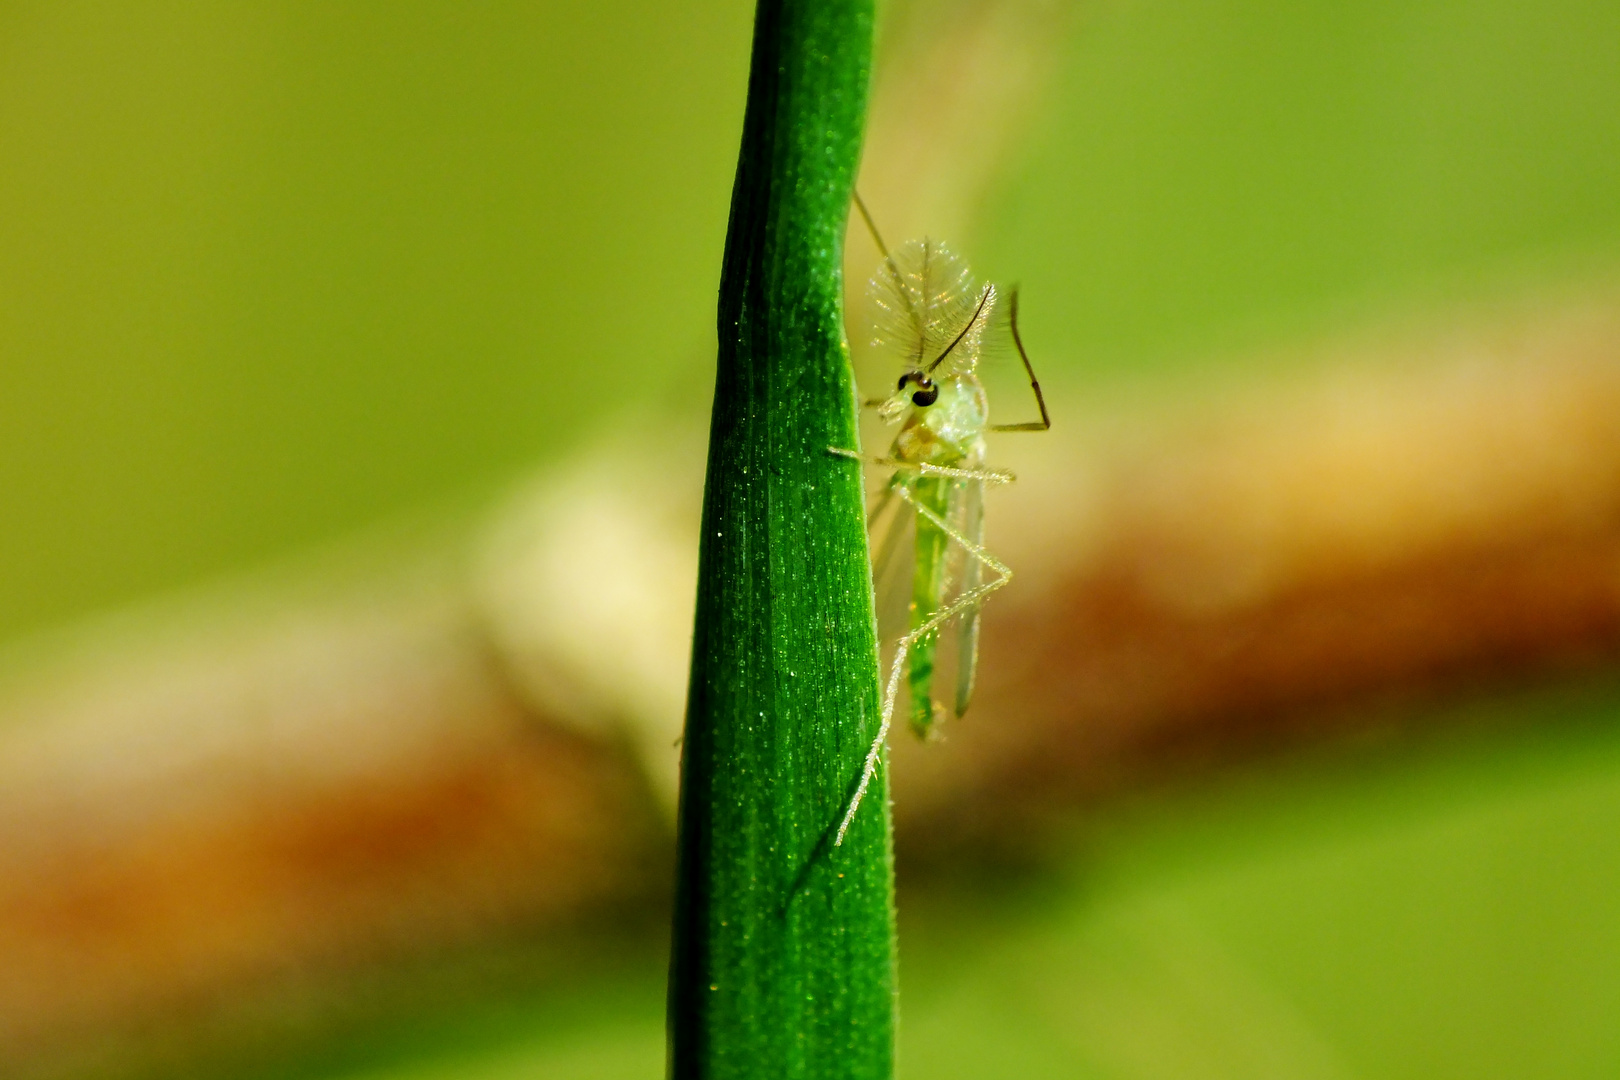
<box><xmin>877</xmin><ymin>370</ymin><xmax>939</xmax><ymax>422</ymax></box>
<box><xmin>897</xmin><ymin>370</ymin><xmax>938</xmax><ymax>407</ymax></box>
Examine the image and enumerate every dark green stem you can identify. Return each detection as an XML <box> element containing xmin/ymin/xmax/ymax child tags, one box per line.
<box><xmin>667</xmin><ymin>1</ymin><xmax>890</xmax><ymax>1078</ymax></box>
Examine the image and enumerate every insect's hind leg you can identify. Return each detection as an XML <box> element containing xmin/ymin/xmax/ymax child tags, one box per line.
<box><xmin>898</xmin><ymin>480</ymin><xmax>1011</xmax><ymax>582</ymax></box>
<box><xmin>834</xmin><ymin>483</ymin><xmax>1012</xmax><ymax>847</ymax></box>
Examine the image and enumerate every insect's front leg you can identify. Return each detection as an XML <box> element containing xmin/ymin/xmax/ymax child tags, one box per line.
<box><xmin>826</xmin><ymin>446</ymin><xmax>1014</xmax><ymax>485</ymax></box>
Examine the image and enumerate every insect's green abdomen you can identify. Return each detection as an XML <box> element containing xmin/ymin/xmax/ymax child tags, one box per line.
<box><xmin>908</xmin><ymin>475</ymin><xmax>951</xmax><ymax>738</ymax></box>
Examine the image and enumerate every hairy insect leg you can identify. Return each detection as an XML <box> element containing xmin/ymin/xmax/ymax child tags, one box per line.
<box><xmin>834</xmin><ymin>483</ymin><xmax>1012</xmax><ymax>846</ymax></box>
<box><xmin>988</xmin><ymin>288</ymin><xmax>1053</xmax><ymax>433</ymax></box>
<box><xmin>827</xmin><ymin>446</ymin><xmax>1014</xmax><ymax>485</ymax></box>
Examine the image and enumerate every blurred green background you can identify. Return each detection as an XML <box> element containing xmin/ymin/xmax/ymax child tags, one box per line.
<box><xmin>5</xmin><ymin>0</ymin><xmax>1620</xmax><ymax>1076</ymax></box>
<box><xmin>0</xmin><ymin>0</ymin><xmax>750</xmax><ymax>642</ymax></box>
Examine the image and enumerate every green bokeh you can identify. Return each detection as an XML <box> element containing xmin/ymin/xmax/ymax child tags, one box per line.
<box><xmin>896</xmin><ymin>683</ymin><xmax>1620</xmax><ymax>1079</ymax></box>
<box><xmin>995</xmin><ymin>0</ymin><xmax>1620</xmax><ymax>371</ymax></box>
<box><xmin>0</xmin><ymin>0</ymin><xmax>752</xmax><ymax>640</ymax></box>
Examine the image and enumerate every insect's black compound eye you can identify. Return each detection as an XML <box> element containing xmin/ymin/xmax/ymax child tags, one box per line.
<box><xmin>897</xmin><ymin>372</ymin><xmax>917</xmax><ymax>391</ymax></box>
<box><xmin>911</xmin><ymin>383</ymin><xmax>939</xmax><ymax>407</ymax></box>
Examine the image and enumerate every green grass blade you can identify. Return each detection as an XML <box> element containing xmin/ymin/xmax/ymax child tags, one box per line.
<box><xmin>666</xmin><ymin>0</ymin><xmax>891</xmax><ymax>1077</ymax></box>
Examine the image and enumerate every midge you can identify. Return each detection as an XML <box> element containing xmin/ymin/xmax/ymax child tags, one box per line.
<box><xmin>831</xmin><ymin>194</ymin><xmax>1050</xmax><ymax>845</ymax></box>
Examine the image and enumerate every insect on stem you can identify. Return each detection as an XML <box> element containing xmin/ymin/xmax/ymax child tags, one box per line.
<box><xmin>832</xmin><ymin>195</ymin><xmax>1052</xmax><ymax>845</ymax></box>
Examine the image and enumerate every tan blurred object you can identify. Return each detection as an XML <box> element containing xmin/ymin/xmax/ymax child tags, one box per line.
<box><xmin>0</xmin><ymin>567</ymin><xmax>664</xmax><ymax>1072</ymax></box>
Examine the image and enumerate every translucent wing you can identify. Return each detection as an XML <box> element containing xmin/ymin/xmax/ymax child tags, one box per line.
<box><xmin>867</xmin><ymin>476</ymin><xmax>915</xmax><ymax>689</ymax></box>
<box><xmin>950</xmin><ymin>476</ymin><xmax>985</xmax><ymax>718</ymax></box>
<box><xmin>868</xmin><ymin>239</ymin><xmax>983</xmax><ymax>373</ymax></box>
<box><xmin>869</xmin><ymin>479</ymin><xmax>910</xmax><ymax>603</ymax></box>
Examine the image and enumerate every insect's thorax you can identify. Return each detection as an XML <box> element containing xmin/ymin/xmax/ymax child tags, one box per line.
<box><xmin>891</xmin><ymin>373</ymin><xmax>988</xmax><ymax>468</ymax></box>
